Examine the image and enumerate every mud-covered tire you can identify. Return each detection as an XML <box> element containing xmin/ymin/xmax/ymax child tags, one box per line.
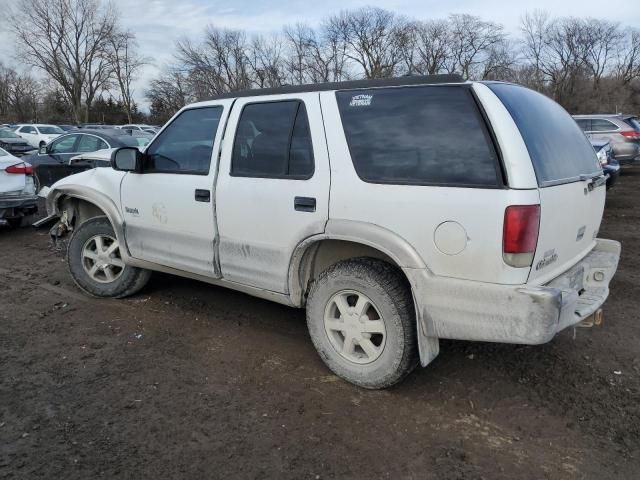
<box><xmin>67</xmin><ymin>216</ymin><xmax>151</xmax><ymax>298</ymax></box>
<box><xmin>306</xmin><ymin>258</ymin><xmax>418</xmax><ymax>389</ymax></box>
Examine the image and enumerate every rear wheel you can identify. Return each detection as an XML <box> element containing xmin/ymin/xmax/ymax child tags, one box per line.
<box><xmin>67</xmin><ymin>216</ymin><xmax>151</xmax><ymax>298</ymax></box>
<box><xmin>306</xmin><ymin>258</ymin><xmax>418</xmax><ymax>389</ymax></box>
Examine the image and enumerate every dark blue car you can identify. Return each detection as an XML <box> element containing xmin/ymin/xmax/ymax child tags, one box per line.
<box><xmin>590</xmin><ymin>139</ymin><xmax>620</xmax><ymax>189</ymax></box>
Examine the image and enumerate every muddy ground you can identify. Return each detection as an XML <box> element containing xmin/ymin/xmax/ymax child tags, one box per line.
<box><xmin>1</xmin><ymin>172</ymin><xmax>639</xmax><ymax>480</ymax></box>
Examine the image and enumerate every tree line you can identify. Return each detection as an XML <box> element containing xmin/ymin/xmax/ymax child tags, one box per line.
<box><xmin>148</xmin><ymin>7</ymin><xmax>640</xmax><ymax>123</ymax></box>
<box><xmin>1</xmin><ymin>1</ymin><xmax>639</xmax><ymax>125</ymax></box>
<box><xmin>1</xmin><ymin>0</ymin><xmax>145</xmax><ymax>124</ymax></box>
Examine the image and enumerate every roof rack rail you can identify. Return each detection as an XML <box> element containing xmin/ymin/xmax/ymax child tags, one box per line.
<box><xmin>206</xmin><ymin>74</ymin><xmax>465</xmax><ymax>101</ymax></box>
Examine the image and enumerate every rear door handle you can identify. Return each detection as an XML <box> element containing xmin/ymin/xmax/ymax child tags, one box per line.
<box><xmin>195</xmin><ymin>189</ymin><xmax>211</xmax><ymax>202</ymax></box>
<box><xmin>294</xmin><ymin>196</ymin><xmax>316</xmax><ymax>212</ymax></box>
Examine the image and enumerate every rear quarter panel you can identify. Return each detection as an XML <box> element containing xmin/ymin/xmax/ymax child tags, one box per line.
<box><xmin>320</xmin><ymin>90</ymin><xmax>538</xmax><ymax>285</ymax></box>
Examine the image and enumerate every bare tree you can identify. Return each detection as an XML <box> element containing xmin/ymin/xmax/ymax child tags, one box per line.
<box><xmin>0</xmin><ymin>64</ymin><xmax>41</xmax><ymax>122</ymax></box>
<box><xmin>447</xmin><ymin>14</ymin><xmax>506</xmax><ymax>79</ymax></box>
<box><xmin>109</xmin><ymin>31</ymin><xmax>146</xmax><ymax>123</ymax></box>
<box><xmin>146</xmin><ymin>68</ymin><xmax>192</xmax><ymax>123</ymax></box>
<box><xmin>615</xmin><ymin>28</ymin><xmax>640</xmax><ymax>84</ymax></box>
<box><xmin>327</xmin><ymin>7</ymin><xmax>406</xmax><ymax>78</ymax></box>
<box><xmin>247</xmin><ymin>35</ymin><xmax>285</xmax><ymax>88</ymax></box>
<box><xmin>176</xmin><ymin>26</ymin><xmax>252</xmax><ymax>99</ymax></box>
<box><xmin>12</xmin><ymin>0</ymin><xmax>117</xmax><ymax>123</ymax></box>
<box><xmin>405</xmin><ymin>19</ymin><xmax>452</xmax><ymax>75</ymax></box>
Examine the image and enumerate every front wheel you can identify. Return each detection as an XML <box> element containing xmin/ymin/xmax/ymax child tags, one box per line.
<box><xmin>306</xmin><ymin>258</ymin><xmax>418</xmax><ymax>389</ymax></box>
<box><xmin>67</xmin><ymin>216</ymin><xmax>151</xmax><ymax>298</ymax></box>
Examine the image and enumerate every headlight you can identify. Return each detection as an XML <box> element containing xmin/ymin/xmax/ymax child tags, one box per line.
<box><xmin>596</xmin><ymin>148</ymin><xmax>608</xmax><ymax>166</ymax></box>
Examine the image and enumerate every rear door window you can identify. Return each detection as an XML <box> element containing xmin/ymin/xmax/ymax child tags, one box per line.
<box><xmin>231</xmin><ymin>101</ymin><xmax>314</xmax><ymax>179</ymax></box>
<box><xmin>77</xmin><ymin>135</ymin><xmax>109</xmax><ymax>152</ymax></box>
<box><xmin>488</xmin><ymin>83</ymin><xmax>601</xmax><ymax>186</ymax></box>
<box><xmin>335</xmin><ymin>86</ymin><xmax>501</xmax><ymax>187</ymax></box>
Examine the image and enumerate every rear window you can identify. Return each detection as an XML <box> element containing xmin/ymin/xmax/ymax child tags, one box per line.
<box><xmin>624</xmin><ymin>117</ymin><xmax>640</xmax><ymax>131</ymax></box>
<box><xmin>488</xmin><ymin>83</ymin><xmax>600</xmax><ymax>186</ymax></box>
<box><xmin>335</xmin><ymin>86</ymin><xmax>501</xmax><ymax>187</ymax></box>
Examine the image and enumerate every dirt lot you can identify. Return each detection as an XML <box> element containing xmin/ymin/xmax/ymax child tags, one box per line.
<box><xmin>1</xmin><ymin>173</ymin><xmax>639</xmax><ymax>480</ymax></box>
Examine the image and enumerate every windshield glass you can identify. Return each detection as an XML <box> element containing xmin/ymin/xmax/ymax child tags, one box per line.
<box><xmin>488</xmin><ymin>83</ymin><xmax>601</xmax><ymax>186</ymax></box>
<box><xmin>0</xmin><ymin>128</ymin><xmax>21</xmax><ymax>138</ymax></box>
<box><xmin>38</xmin><ymin>126</ymin><xmax>64</xmax><ymax>134</ymax></box>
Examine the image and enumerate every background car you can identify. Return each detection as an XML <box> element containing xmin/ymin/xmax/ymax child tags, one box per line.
<box><xmin>0</xmin><ymin>127</ymin><xmax>37</xmax><ymax>156</ymax></box>
<box><xmin>22</xmin><ymin>129</ymin><xmax>141</xmax><ymax>189</ymax></box>
<box><xmin>13</xmin><ymin>124</ymin><xmax>64</xmax><ymax>149</ymax></box>
<box><xmin>0</xmin><ymin>147</ymin><xmax>37</xmax><ymax>228</ymax></box>
<box><xmin>124</xmin><ymin>129</ymin><xmax>154</xmax><ymax>148</ymax></box>
<box><xmin>574</xmin><ymin>114</ymin><xmax>640</xmax><ymax>165</ymax></box>
<box><xmin>590</xmin><ymin>138</ymin><xmax>620</xmax><ymax>189</ymax></box>
<box><xmin>58</xmin><ymin>124</ymin><xmax>79</xmax><ymax>132</ymax></box>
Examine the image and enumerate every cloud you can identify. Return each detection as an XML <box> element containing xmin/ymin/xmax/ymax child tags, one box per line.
<box><xmin>2</xmin><ymin>0</ymin><xmax>639</xmax><ymax>112</ymax></box>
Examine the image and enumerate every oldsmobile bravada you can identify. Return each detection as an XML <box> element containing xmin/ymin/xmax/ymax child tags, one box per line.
<box><xmin>45</xmin><ymin>75</ymin><xmax>620</xmax><ymax>388</ymax></box>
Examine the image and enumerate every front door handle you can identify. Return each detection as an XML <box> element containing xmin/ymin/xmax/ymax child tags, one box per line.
<box><xmin>294</xmin><ymin>196</ymin><xmax>316</xmax><ymax>212</ymax></box>
<box><xmin>195</xmin><ymin>189</ymin><xmax>211</xmax><ymax>202</ymax></box>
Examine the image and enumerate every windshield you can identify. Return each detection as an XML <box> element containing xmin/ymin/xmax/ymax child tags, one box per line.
<box><xmin>488</xmin><ymin>83</ymin><xmax>601</xmax><ymax>186</ymax></box>
<box><xmin>0</xmin><ymin>147</ymin><xmax>7</xmax><ymax>156</ymax></box>
<box><xmin>0</xmin><ymin>128</ymin><xmax>21</xmax><ymax>138</ymax></box>
<box><xmin>39</xmin><ymin>126</ymin><xmax>64</xmax><ymax>134</ymax></box>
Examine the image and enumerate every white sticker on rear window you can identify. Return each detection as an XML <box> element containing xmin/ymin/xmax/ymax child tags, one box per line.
<box><xmin>349</xmin><ymin>94</ymin><xmax>373</xmax><ymax>107</ymax></box>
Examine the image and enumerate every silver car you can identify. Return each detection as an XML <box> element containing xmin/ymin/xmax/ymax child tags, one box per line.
<box><xmin>573</xmin><ymin>114</ymin><xmax>640</xmax><ymax>165</ymax></box>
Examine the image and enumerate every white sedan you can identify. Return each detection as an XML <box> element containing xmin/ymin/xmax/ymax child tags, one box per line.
<box><xmin>0</xmin><ymin>147</ymin><xmax>37</xmax><ymax>228</ymax></box>
<box><xmin>14</xmin><ymin>124</ymin><xmax>65</xmax><ymax>149</ymax></box>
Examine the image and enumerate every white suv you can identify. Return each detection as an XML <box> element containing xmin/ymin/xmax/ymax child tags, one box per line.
<box><xmin>44</xmin><ymin>75</ymin><xmax>620</xmax><ymax>388</ymax></box>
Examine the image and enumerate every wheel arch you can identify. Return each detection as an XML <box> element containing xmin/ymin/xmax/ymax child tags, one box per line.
<box><xmin>48</xmin><ymin>185</ymin><xmax>127</xmax><ymax>257</ymax></box>
<box><xmin>288</xmin><ymin>220</ymin><xmax>430</xmax><ymax>307</ymax></box>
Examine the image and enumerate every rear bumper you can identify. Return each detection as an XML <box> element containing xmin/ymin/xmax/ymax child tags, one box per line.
<box><xmin>0</xmin><ymin>194</ymin><xmax>38</xmax><ymax>210</ymax></box>
<box><xmin>406</xmin><ymin>239</ymin><xmax>621</xmax><ymax>354</ymax></box>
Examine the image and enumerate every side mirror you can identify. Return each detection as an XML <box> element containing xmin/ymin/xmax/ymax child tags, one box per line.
<box><xmin>39</xmin><ymin>144</ymin><xmax>48</xmax><ymax>155</ymax></box>
<box><xmin>111</xmin><ymin>147</ymin><xmax>143</xmax><ymax>173</ymax></box>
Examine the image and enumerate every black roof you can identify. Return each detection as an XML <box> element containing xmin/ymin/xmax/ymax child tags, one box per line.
<box><xmin>61</xmin><ymin>129</ymin><xmax>139</xmax><ymax>147</ymax></box>
<box><xmin>206</xmin><ymin>74</ymin><xmax>464</xmax><ymax>101</ymax></box>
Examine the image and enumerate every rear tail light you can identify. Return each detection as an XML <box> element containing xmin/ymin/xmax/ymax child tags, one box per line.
<box><xmin>503</xmin><ymin>205</ymin><xmax>540</xmax><ymax>268</ymax></box>
<box><xmin>5</xmin><ymin>162</ymin><xmax>34</xmax><ymax>175</ymax></box>
<box><xmin>621</xmin><ymin>131</ymin><xmax>640</xmax><ymax>139</ymax></box>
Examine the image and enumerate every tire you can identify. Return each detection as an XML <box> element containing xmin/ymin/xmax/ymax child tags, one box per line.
<box><xmin>39</xmin><ymin>141</ymin><xmax>45</xmax><ymax>149</ymax></box>
<box><xmin>306</xmin><ymin>258</ymin><xmax>418</xmax><ymax>389</ymax></box>
<box><xmin>67</xmin><ymin>216</ymin><xmax>151</xmax><ymax>298</ymax></box>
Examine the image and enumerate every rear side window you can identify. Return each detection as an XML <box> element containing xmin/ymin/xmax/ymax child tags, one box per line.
<box><xmin>77</xmin><ymin>135</ymin><xmax>109</xmax><ymax>152</ymax></box>
<box><xmin>231</xmin><ymin>101</ymin><xmax>314</xmax><ymax>179</ymax></box>
<box><xmin>488</xmin><ymin>84</ymin><xmax>600</xmax><ymax>186</ymax></box>
<box><xmin>335</xmin><ymin>86</ymin><xmax>501</xmax><ymax>187</ymax></box>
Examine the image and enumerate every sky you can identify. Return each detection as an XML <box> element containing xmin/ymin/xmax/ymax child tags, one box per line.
<box><xmin>0</xmin><ymin>0</ymin><xmax>639</xmax><ymax>112</ymax></box>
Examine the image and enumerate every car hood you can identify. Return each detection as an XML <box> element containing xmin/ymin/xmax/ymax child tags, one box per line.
<box><xmin>590</xmin><ymin>139</ymin><xmax>610</xmax><ymax>149</ymax></box>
